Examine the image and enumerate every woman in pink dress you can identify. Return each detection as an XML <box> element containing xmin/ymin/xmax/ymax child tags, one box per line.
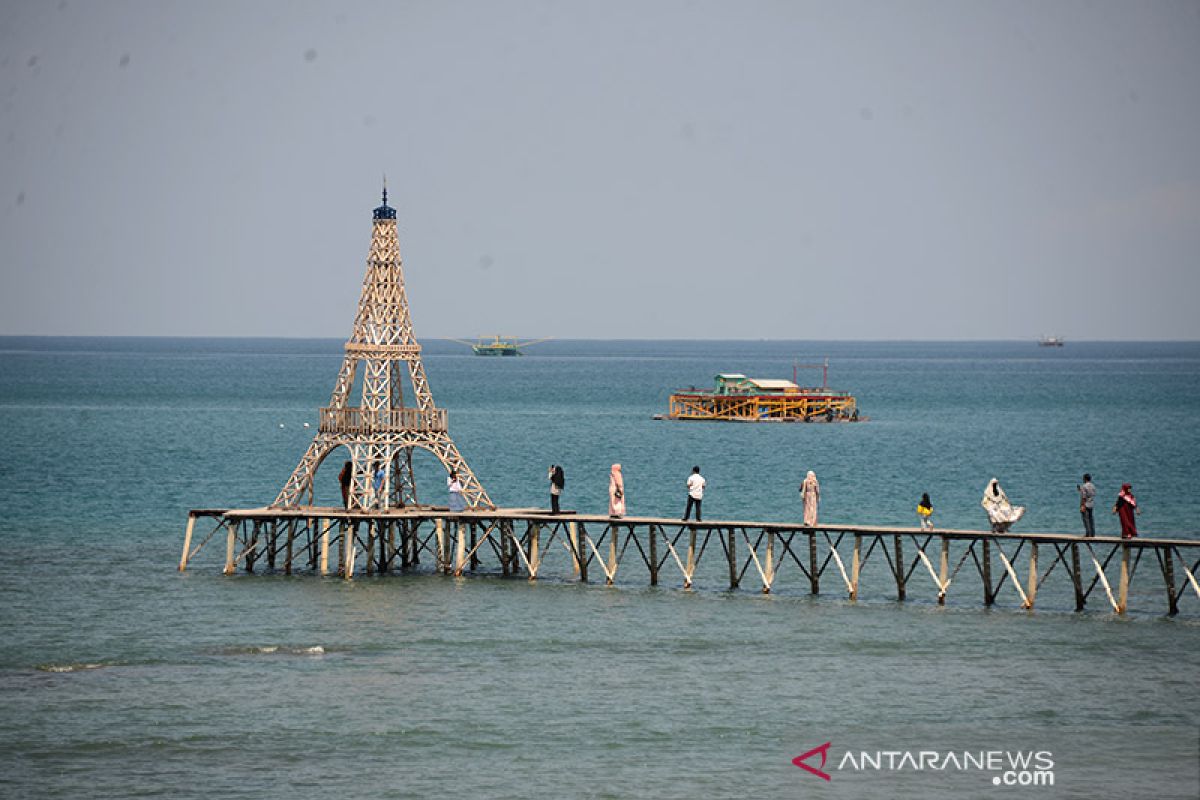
<box><xmin>608</xmin><ymin>464</ymin><xmax>626</xmax><ymax>518</ymax></box>
<box><xmin>1112</xmin><ymin>483</ymin><xmax>1139</xmax><ymax>539</ymax></box>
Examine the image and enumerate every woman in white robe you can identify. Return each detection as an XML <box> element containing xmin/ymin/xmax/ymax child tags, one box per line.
<box><xmin>981</xmin><ymin>478</ymin><xmax>1024</xmax><ymax>532</ymax></box>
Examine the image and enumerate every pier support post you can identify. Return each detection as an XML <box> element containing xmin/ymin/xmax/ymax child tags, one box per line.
<box><xmin>366</xmin><ymin>521</ymin><xmax>376</xmax><ymax>576</ymax></box>
<box><xmin>1117</xmin><ymin>543</ymin><xmax>1130</xmax><ymax>615</ymax></box>
<box><xmin>981</xmin><ymin>539</ymin><xmax>993</xmax><ymax>606</ymax></box>
<box><xmin>577</xmin><ymin>525</ymin><xmax>589</xmax><ymax>583</ymax></box>
<box><xmin>246</xmin><ymin>521</ymin><xmax>259</xmax><ymax>573</ymax></box>
<box><xmin>337</xmin><ymin>521</ymin><xmax>347</xmax><ymax>576</ymax></box>
<box><xmin>1161</xmin><ymin>546</ymin><xmax>1179</xmax><ymax>616</ymax></box>
<box><xmin>727</xmin><ymin>529</ymin><xmax>738</xmax><ymax>589</ymax></box>
<box><xmin>343</xmin><ymin>524</ymin><xmax>357</xmax><ymax>580</ymax></box>
<box><xmin>285</xmin><ymin>520</ymin><xmax>295</xmax><ymax>575</ymax></box>
<box><xmin>686</xmin><ymin>527</ymin><xmax>698</xmax><ymax>590</ymax></box>
<box><xmin>894</xmin><ymin>535</ymin><xmax>906</xmax><ymax>601</ymax></box>
<box><xmin>386</xmin><ymin>522</ymin><xmax>396</xmax><ymax>572</ymax></box>
<box><xmin>568</xmin><ymin>521</ymin><xmax>580</xmax><ymax>577</ymax></box>
<box><xmin>763</xmin><ymin>531</ymin><xmax>775</xmax><ymax>594</ymax></box>
<box><xmin>1025</xmin><ymin>543</ymin><xmax>1038</xmax><ymax>609</ymax></box>
<box><xmin>179</xmin><ymin>515</ymin><xmax>196</xmax><ymax>572</ymax></box>
<box><xmin>938</xmin><ymin>536</ymin><xmax>949</xmax><ymax>605</ymax></box>
<box><xmin>529</xmin><ymin>524</ymin><xmax>540</xmax><ymax>581</ymax></box>
<box><xmin>499</xmin><ymin>520</ymin><xmax>511</xmax><ymax>576</ymax></box>
<box><xmin>469</xmin><ymin>524</ymin><xmax>479</xmax><ymax>572</ymax></box>
<box><xmin>435</xmin><ymin>518</ymin><xmax>446</xmax><ymax>574</ymax></box>
<box><xmin>648</xmin><ymin>525</ymin><xmax>659</xmax><ymax>586</ymax></box>
<box><xmin>1070</xmin><ymin>543</ymin><xmax>1085</xmax><ymax>611</ymax></box>
<box><xmin>319</xmin><ymin>519</ymin><xmax>330</xmax><ymax>576</ymax></box>
<box><xmin>267</xmin><ymin>520</ymin><xmax>278</xmax><ymax>571</ymax></box>
<box><xmin>223</xmin><ymin>520</ymin><xmax>238</xmax><ymax>575</ymax></box>
<box><xmin>607</xmin><ymin>526</ymin><xmax>619</xmax><ymax>586</ymax></box>
<box><xmin>454</xmin><ymin>522</ymin><xmax>467</xmax><ymax>576</ymax></box>
<box><xmin>850</xmin><ymin>534</ymin><xmax>861</xmax><ymax>601</ymax></box>
<box><xmin>808</xmin><ymin>530</ymin><xmax>819</xmax><ymax>595</ymax></box>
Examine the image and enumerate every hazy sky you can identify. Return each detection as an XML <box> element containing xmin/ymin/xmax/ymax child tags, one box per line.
<box><xmin>2</xmin><ymin>0</ymin><xmax>1198</xmax><ymax>339</ymax></box>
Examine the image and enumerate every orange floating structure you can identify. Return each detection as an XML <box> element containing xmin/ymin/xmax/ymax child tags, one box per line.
<box><xmin>663</xmin><ymin>364</ymin><xmax>861</xmax><ymax>423</ymax></box>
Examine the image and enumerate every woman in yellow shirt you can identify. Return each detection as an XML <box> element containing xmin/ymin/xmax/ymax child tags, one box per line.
<box><xmin>916</xmin><ymin>493</ymin><xmax>934</xmax><ymax>530</ymax></box>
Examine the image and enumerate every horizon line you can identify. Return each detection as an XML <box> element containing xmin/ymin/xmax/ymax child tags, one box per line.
<box><xmin>1</xmin><ymin>334</ymin><xmax>1198</xmax><ymax>344</ymax></box>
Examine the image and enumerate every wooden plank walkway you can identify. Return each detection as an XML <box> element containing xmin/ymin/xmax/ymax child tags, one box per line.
<box><xmin>180</xmin><ymin>506</ymin><xmax>1200</xmax><ymax>617</ymax></box>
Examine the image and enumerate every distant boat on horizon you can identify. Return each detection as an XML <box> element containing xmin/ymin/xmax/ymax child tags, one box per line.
<box><xmin>449</xmin><ymin>335</ymin><xmax>552</xmax><ymax>356</ymax></box>
<box><xmin>1038</xmin><ymin>336</ymin><xmax>1065</xmax><ymax>347</ymax></box>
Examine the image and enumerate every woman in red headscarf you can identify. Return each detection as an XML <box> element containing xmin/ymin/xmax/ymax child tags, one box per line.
<box><xmin>1112</xmin><ymin>483</ymin><xmax>1139</xmax><ymax>539</ymax></box>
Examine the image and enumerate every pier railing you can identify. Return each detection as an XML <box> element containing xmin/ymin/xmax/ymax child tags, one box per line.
<box><xmin>179</xmin><ymin>509</ymin><xmax>1200</xmax><ymax>618</ymax></box>
<box><xmin>318</xmin><ymin>406</ymin><xmax>447</xmax><ymax>434</ymax></box>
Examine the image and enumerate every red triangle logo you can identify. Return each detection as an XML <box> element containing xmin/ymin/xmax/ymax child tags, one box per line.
<box><xmin>792</xmin><ymin>741</ymin><xmax>832</xmax><ymax>781</ymax></box>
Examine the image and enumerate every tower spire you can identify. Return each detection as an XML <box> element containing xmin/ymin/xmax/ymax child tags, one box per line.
<box><xmin>374</xmin><ymin>175</ymin><xmax>395</xmax><ymax>221</ymax></box>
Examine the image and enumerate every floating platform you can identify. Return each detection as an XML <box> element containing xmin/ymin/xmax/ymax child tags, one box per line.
<box><xmin>663</xmin><ymin>373</ymin><xmax>860</xmax><ymax>422</ymax></box>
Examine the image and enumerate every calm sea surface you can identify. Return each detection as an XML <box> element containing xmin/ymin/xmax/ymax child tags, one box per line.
<box><xmin>1</xmin><ymin>337</ymin><xmax>1198</xmax><ymax>798</ymax></box>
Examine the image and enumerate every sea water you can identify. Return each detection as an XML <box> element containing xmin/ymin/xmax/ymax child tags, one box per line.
<box><xmin>0</xmin><ymin>337</ymin><xmax>1197</xmax><ymax>798</ymax></box>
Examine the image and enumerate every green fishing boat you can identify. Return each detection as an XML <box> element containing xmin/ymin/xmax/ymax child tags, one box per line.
<box><xmin>451</xmin><ymin>335</ymin><xmax>551</xmax><ymax>356</ymax></box>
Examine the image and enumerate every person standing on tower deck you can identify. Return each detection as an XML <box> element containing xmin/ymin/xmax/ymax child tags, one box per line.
<box><xmin>1077</xmin><ymin>473</ymin><xmax>1097</xmax><ymax>537</ymax></box>
<box><xmin>800</xmin><ymin>471</ymin><xmax>820</xmax><ymax>526</ymax></box>
<box><xmin>981</xmin><ymin>478</ymin><xmax>1025</xmax><ymax>532</ymax></box>
<box><xmin>448</xmin><ymin>470</ymin><xmax>466</xmax><ymax>514</ymax></box>
<box><xmin>1113</xmin><ymin>483</ymin><xmax>1140</xmax><ymax>538</ymax></box>
<box><xmin>338</xmin><ymin>461</ymin><xmax>353</xmax><ymax>508</ymax></box>
<box><xmin>683</xmin><ymin>466</ymin><xmax>705</xmax><ymax>522</ymax></box>
<box><xmin>608</xmin><ymin>464</ymin><xmax>626</xmax><ymax>518</ymax></box>
<box><xmin>548</xmin><ymin>464</ymin><xmax>565</xmax><ymax>514</ymax></box>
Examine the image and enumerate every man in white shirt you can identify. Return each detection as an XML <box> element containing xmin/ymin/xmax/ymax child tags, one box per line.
<box><xmin>683</xmin><ymin>466</ymin><xmax>706</xmax><ymax>522</ymax></box>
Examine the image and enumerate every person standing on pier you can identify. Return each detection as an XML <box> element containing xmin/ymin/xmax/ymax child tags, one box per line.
<box><xmin>371</xmin><ymin>461</ymin><xmax>386</xmax><ymax>509</ymax></box>
<box><xmin>338</xmin><ymin>461</ymin><xmax>353</xmax><ymax>508</ymax></box>
<box><xmin>917</xmin><ymin>493</ymin><xmax>934</xmax><ymax>530</ymax></box>
<box><xmin>982</xmin><ymin>478</ymin><xmax>1025</xmax><ymax>532</ymax></box>
<box><xmin>548</xmin><ymin>464</ymin><xmax>565</xmax><ymax>514</ymax></box>
<box><xmin>608</xmin><ymin>464</ymin><xmax>626</xmax><ymax>518</ymax></box>
<box><xmin>1113</xmin><ymin>483</ymin><xmax>1140</xmax><ymax>538</ymax></box>
<box><xmin>1077</xmin><ymin>474</ymin><xmax>1097</xmax><ymax>537</ymax></box>
<box><xmin>683</xmin><ymin>466</ymin><xmax>705</xmax><ymax>522</ymax></box>
<box><xmin>448</xmin><ymin>470</ymin><xmax>466</xmax><ymax>513</ymax></box>
<box><xmin>800</xmin><ymin>470</ymin><xmax>820</xmax><ymax>526</ymax></box>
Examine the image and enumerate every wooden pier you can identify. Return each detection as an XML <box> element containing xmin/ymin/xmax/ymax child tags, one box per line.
<box><xmin>179</xmin><ymin>507</ymin><xmax>1200</xmax><ymax>617</ymax></box>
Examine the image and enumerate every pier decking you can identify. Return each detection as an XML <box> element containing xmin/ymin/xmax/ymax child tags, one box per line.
<box><xmin>180</xmin><ymin>507</ymin><xmax>1200</xmax><ymax>617</ymax></box>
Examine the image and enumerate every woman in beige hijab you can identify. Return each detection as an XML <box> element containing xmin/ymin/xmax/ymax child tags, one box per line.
<box><xmin>800</xmin><ymin>470</ymin><xmax>820</xmax><ymax>526</ymax></box>
<box><xmin>608</xmin><ymin>464</ymin><xmax>626</xmax><ymax>517</ymax></box>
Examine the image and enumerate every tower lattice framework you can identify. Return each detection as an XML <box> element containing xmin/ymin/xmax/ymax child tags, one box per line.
<box><xmin>273</xmin><ymin>187</ymin><xmax>492</xmax><ymax>511</ymax></box>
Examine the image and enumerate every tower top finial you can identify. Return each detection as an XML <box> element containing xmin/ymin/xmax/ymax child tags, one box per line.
<box><xmin>373</xmin><ymin>175</ymin><xmax>395</xmax><ymax>220</ymax></box>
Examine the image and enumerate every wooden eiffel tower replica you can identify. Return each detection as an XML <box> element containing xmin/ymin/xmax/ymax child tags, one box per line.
<box><xmin>273</xmin><ymin>185</ymin><xmax>492</xmax><ymax>511</ymax></box>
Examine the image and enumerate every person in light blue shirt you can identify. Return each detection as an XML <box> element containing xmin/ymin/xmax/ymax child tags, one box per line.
<box><xmin>372</xmin><ymin>461</ymin><xmax>386</xmax><ymax>508</ymax></box>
